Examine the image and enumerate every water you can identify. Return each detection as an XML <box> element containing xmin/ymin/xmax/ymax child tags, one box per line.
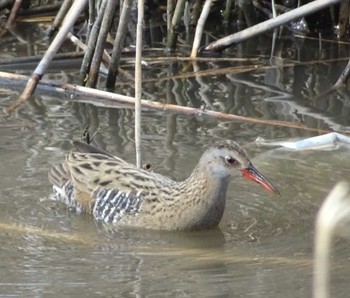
<box><xmin>1</xmin><ymin>23</ymin><xmax>350</xmax><ymax>297</ymax></box>
<box><xmin>1</xmin><ymin>100</ymin><xmax>349</xmax><ymax>297</ymax></box>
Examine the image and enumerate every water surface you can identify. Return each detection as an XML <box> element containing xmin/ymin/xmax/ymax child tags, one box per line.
<box><xmin>1</xmin><ymin>23</ymin><xmax>350</xmax><ymax>297</ymax></box>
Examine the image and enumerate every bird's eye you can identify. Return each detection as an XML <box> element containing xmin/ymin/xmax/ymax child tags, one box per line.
<box><xmin>225</xmin><ymin>156</ymin><xmax>237</xmax><ymax>165</ymax></box>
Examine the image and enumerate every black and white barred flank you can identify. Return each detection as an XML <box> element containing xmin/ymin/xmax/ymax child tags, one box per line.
<box><xmin>92</xmin><ymin>188</ymin><xmax>142</xmax><ymax>223</ymax></box>
<box><xmin>52</xmin><ymin>184</ymin><xmax>143</xmax><ymax>223</ymax></box>
<box><xmin>52</xmin><ymin>182</ymin><xmax>84</xmax><ymax>213</ymax></box>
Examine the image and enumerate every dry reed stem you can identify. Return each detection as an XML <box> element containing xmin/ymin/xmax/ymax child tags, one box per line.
<box><xmin>166</xmin><ymin>0</ymin><xmax>187</xmax><ymax>50</ymax></box>
<box><xmin>80</xmin><ymin>0</ymin><xmax>106</xmax><ymax>84</ymax></box>
<box><xmin>6</xmin><ymin>0</ymin><xmax>22</xmax><ymax>28</ymax></box>
<box><xmin>190</xmin><ymin>0</ymin><xmax>212</xmax><ymax>58</ymax></box>
<box><xmin>0</xmin><ymin>70</ymin><xmax>344</xmax><ymax>136</ymax></box>
<box><xmin>134</xmin><ymin>0</ymin><xmax>144</xmax><ymax>168</ymax></box>
<box><xmin>86</xmin><ymin>0</ymin><xmax>116</xmax><ymax>87</ymax></box>
<box><xmin>131</xmin><ymin>57</ymin><xmax>350</xmax><ymax>85</ymax></box>
<box><xmin>105</xmin><ymin>0</ymin><xmax>133</xmax><ymax>88</ymax></box>
<box><xmin>48</xmin><ymin>0</ymin><xmax>73</xmax><ymax>36</ymax></box>
<box><xmin>7</xmin><ymin>0</ymin><xmax>88</xmax><ymax>113</ymax></box>
<box><xmin>203</xmin><ymin>0</ymin><xmax>343</xmax><ymax>52</ymax></box>
<box><xmin>3</xmin><ymin>74</ymin><xmax>40</xmax><ymax>114</ymax></box>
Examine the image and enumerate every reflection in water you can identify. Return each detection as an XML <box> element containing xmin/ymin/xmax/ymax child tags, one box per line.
<box><xmin>1</xmin><ymin>99</ymin><xmax>350</xmax><ymax>296</ymax></box>
<box><xmin>1</xmin><ymin>26</ymin><xmax>350</xmax><ymax>297</ymax></box>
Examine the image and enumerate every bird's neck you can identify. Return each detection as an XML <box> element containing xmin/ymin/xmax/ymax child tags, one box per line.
<box><xmin>174</xmin><ymin>164</ymin><xmax>230</xmax><ymax>229</ymax></box>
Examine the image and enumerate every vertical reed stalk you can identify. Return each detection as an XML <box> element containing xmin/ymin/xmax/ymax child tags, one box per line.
<box><xmin>271</xmin><ymin>0</ymin><xmax>277</xmax><ymax>17</ymax></box>
<box><xmin>166</xmin><ymin>0</ymin><xmax>186</xmax><ymax>51</ymax></box>
<box><xmin>86</xmin><ymin>0</ymin><xmax>96</xmax><ymax>41</ymax></box>
<box><xmin>6</xmin><ymin>0</ymin><xmax>22</xmax><ymax>28</ymax></box>
<box><xmin>135</xmin><ymin>0</ymin><xmax>144</xmax><ymax>167</ymax></box>
<box><xmin>167</xmin><ymin>0</ymin><xmax>176</xmax><ymax>30</ymax></box>
<box><xmin>105</xmin><ymin>0</ymin><xmax>133</xmax><ymax>90</ymax></box>
<box><xmin>223</xmin><ymin>0</ymin><xmax>233</xmax><ymax>22</ymax></box>
<box><xmin>79</xmin><ymin>0</ymin><xmax>107</xmax><ymax>85</ymax></box>
<box><xmin>191</xmin><ymin>0</ymin><xmax>202</xmax><ymax>26</ymax></box>
<box><xmin>191</xmin><ymin>0</ymin><xmax>212</xmax><ymax>58</ymax></box>
<box><xmin>86</xmin><ymin>0</ymin><xmax>117</xmax><ymax>88</ymax></box>
<box><xmin>49</xmin><ymin>0</ymin><xmax>73</xmax><ymax>36</ymax></box>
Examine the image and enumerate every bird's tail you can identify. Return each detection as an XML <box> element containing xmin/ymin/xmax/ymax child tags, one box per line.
<box><xmin>48</xmin><ymin>161</ymin><xmax>70</xmax><ymax>188</ymax></box>
<box><xmin>48</xmin><ymin>162</ymin><xmax>82</xmax><ymax>211</ymax></box>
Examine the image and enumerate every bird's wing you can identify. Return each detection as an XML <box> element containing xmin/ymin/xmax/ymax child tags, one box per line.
<box><xmin>73</xmin><ymin>140</ymin><xmax>113</xmax><ymax>157</ymax></box>
<box><xmin>65</xmin><ymin>152</ymin><xmax>137</xmax><ymax>195</ymax></box>
<box><xmin>48</xmin><ymin>160</ymin><xmax>70</xmax><ymax>188</ymax></box>
<box><xmin>73</xmin><ymin>140</ymin><xmax>129</xmax><ymax>164</ymax></box>
<box><xmin>49</xmin><ymin>147</ymin><xmax>176</xmax><ymax>223</ymax></box>
<box><xmin>64</xmin><ymin>152</ymin><xmax>174</xmax><ymax>215</ymax></box>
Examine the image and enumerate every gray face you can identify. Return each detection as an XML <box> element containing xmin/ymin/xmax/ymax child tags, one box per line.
<box><xmin>200</xmin><ymin>140</ymin><xmax>251</xmax><ymax>180</ymax></box>
<box><xmin>199</xmin><ymin>140</ymin><xmax>280</xmax><ymax>196</ymax></box>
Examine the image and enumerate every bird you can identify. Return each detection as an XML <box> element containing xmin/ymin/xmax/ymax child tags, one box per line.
<box><xmin>48</xmin><ymin>140</ymin><xmax>280</xmax><ymax>231</ymax></box>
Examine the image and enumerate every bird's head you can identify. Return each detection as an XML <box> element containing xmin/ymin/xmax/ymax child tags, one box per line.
<box><xmin>200</xmin><ymin>140</ymin><xmax>280</xmax><ymax>195</ymax></box>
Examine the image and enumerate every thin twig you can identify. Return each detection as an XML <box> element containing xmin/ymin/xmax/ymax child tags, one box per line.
<box><xmin>67</xmin><ymin>32</ymin><xmax>111</xmax><ymax>65</ymax></box>
<box><xmin>67</xmin><ymin>32</ymin><xmax>109</xmax><ymax>74</ymax></box>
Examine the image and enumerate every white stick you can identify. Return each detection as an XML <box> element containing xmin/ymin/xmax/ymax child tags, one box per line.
<box><xmin>191</xmin><ymin>0</ymin><xmax>212</xmax><ymax>58</ymax></box>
